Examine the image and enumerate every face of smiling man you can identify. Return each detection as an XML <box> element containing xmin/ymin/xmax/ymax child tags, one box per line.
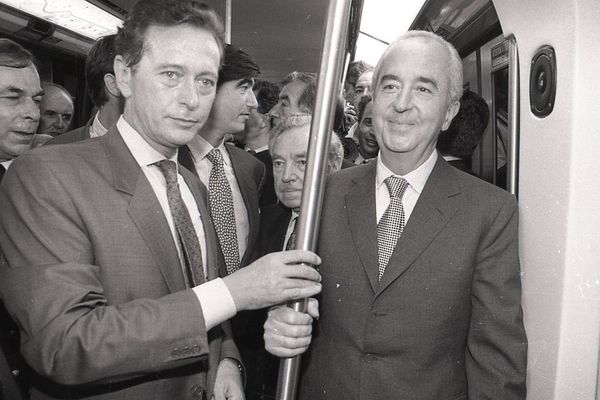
<box><xmin>372</xmin><ymin>36</ymin><xmax>459</xmax><ymax>175</ymax></box>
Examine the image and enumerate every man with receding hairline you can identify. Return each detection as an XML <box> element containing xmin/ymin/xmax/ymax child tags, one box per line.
<box><xmin>265</xmin><ymin>31</ymin><xmax>527</xmax><ymax>400</ymax></box>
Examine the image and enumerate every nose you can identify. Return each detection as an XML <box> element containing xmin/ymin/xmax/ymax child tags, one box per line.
<box><xmin>57</xmin><ymin>116</ymin><xmax>68</xmax><ymax>131</ymax></box>
<box><xmin>393</xmin><ymin>88</ymin><xmax>412</xmax><ymax>112</ymax></box>
<box><xmin>269</xmin><ymin>103</ymin><xmax>281</xmax><ymax>119</ymax></box>
<box><xmin>247</xmin><ymin>90</ymin><xmax>258</xmax><ymax>109</ymax></box>
<box><xmin>281</xmin><ymin>163</ymin><xmax>299</xmax><ymax>183</ymax></box>
<box><xmin>178</xmin><ymin>79</ymin><xmax>200</xmax><ymax>110</ymax></box>
<box><xmin>23</xmin><ymin>98</ymin><xmax>40</xmax><ymax>122</ymax></box>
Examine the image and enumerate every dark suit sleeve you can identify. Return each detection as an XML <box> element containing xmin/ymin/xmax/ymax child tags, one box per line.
<box><xmin>0</xmin><ymin>157</ymin><xmax>211</xmax><ymax>385</ymax></box>
<box><xmin>466</xmin><ymin>195</ymin><xmax>527</xmax><ymax>399</ymax></box>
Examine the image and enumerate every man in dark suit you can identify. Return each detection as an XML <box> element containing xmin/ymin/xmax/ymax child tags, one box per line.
<box><xmin>265</xmin><ymin>31</ymin><xmax>527</xmax><ymax>400</ymax></box>
<box><xmin>0</xmin><ymin>2</ymin><xmax>321</xmax><ymax>399</ymax></box>
<box><xmin>48</xmin><ymin>34</ymin><xmax>124</xmax><ymax>145</ymax></box>
<box><xmin>180</xmin><ymin>44</ymin><xmax>265</xmax><ymax>273</ymax></box>
<box><xmin>242</xmin><ymin>115</ymin><xmax>343</xmax><ymax>400</ymax></box>
<box><xmin>233</xmin><ymin>79</ymin><xmax>280</xmax><ymax>208</ymax></box>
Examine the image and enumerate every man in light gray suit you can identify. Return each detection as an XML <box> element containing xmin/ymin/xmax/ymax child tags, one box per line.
<box><xmin>265</xmin><ymin>31</ymin><xmax>527</xmax><ymax>400</ymax></box>
<box><xmin>0</xmin><ymin>1</ymin><xmax>321</xmax><ymax>399</ymax></box>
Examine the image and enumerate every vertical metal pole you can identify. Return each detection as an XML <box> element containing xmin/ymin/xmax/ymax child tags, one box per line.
<box><xmin>275</xmin><ymin>0</ymin><xmax>352</xmax><ymax>399</ymax></box>
<box><xmin>225</xmin><ymin>0</ymin><xmax>232</xmax><ymax>44</ymax></box>
<box><xmin>507</xmin><ymin>35</ymin><xmax>519</xmax><ymax>196</ymax></box>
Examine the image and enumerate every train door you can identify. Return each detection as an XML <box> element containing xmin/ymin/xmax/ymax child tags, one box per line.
<box><xmin>475</xmin><ymin>35</ymin><xmax>519</xmax><ymax>194</ymax></box>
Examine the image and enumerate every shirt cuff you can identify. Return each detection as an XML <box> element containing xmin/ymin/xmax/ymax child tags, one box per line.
<box><xmin>193</xmin><ymin>278</ymin><xmax>237</xmax><ymax>331</ymax></box>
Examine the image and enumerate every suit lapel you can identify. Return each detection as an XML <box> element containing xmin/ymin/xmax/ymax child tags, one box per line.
<box><xmin>226</xmin><ymin>145</ymin><xmax>259</xmax><ymax>266</ymax></box>
<box><xmin>377</xmin><ymin>157</ymin><xmax>461</xmax><ymax>295</ymax></box>
<box><xmin>345</xmin><ymin>162</ymin><xmax>379</xmax><ymax>292</ymax></box>
<box><xmin>103</xmin><ymin>128</ymin><xmax>187</xmax><ymax>293</ymax></box>
<box><xmin>178</xmin><ymin>145</ymin><xmax>199</xmax><ymax>179</ymax></box>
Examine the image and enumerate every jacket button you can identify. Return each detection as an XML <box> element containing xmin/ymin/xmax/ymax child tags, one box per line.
<box><xmin>191</xmin><ymin>383</ymin><xmax>205</xmax><ymax>398</ymax></box>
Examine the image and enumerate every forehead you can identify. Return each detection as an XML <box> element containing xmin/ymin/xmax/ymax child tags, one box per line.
<box><xmin>42</xmin><ymin>86</ymin><xmax>72</xmax><ymax>105</ymax></box>
<box><xmin>0</xmin><ymin>64</ymin><xmax>41</xmax><ymax>92</ymax></box>
<box><xmin>272</xmin><ymin>126</ymin><xmax>310</xmax><ymax>155</ymax></box>
<box><xmin>378</xmin><ymin>37</ymin><xmax>450</xmax><ymax>85</ymax></box>
<box><xmin>355</xmin><ymin>71</ymin><xmax>373</xmax><ymax>86</ymax></box>
<box><xmin>280</xmin><ymin>80</ymin><xmax>306</xmax><ymax>101</ymax></box>
<box><xmin>140</xmin><ymin>24</ymin><xmax>221</xmax><ymax>70</ymax></box>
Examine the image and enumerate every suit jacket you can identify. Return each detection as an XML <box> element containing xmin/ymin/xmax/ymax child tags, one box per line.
<box><xmin>300</xmin><ymin>156</ymin><xmax>527</xmax><ymax>400</ymax></box>
<box><xmin>46</xmin><ymin>116</ymin><xmax>93</xmax><ymax>145</ymax></box>
<box><xmin>252</xmin><ymin>150</ymin><xmax>278</xmax><ymax>208</ymax></box>
<box><xmin>179</xmin><ymin>143</ymin><xmax>265</xmax><ymax>268</ymax></box>
<box><xmin>0</xmin><ymin>127</ymin><xmax>239</xmax><ymax>400</ymax></box>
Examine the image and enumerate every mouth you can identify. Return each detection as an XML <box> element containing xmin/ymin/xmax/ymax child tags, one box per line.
<box><xmin>170</xmin><ymin>117</ymin><xmax>200</xmax><ymax>128</ymax></box>
<box><xmin>12</xmin><ymin>130</ymin><xmax>35</xmax><ymax>138</ymax></box>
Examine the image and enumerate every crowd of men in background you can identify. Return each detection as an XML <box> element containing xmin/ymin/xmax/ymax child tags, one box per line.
<box><xmin>0</xmin><ymin>1</ymin><xmax>526</xmax><ymax>400</ymax></box>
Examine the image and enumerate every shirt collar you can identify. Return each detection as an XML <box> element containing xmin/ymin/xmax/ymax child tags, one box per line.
<box><xmin>376</xmin><ymin>149</ymin><xmax>438</xmax><ymax>195</ymax></box>
<box><xmin>188</xmin><ymin>134</ymin><xmax>232</xmax><ymax>167</ymax></box>
<box><xmin>246</xmin><ymin>144</ymin><xmax>268</xmax><ymax>153</ymax></box>
<box><xmin>90</xmin><ymin>112</ymin><xmax>108</xmax><ymax>138</ymax></box>
<box><xmin>1</xmin><ymin>159</ymin><xmax>13</xmax><ymax>169</ymax></box>
<box><xmin>117</xmin><ymin>116</ymin><xmax>178</xmax><ymax>167</ymax></box>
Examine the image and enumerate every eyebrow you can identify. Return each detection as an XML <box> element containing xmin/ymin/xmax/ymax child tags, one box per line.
<box><xmin>0</xmin><ymin>86</ymin><xmax>44</xmax><ymax>97</ymax></box>
<box><xmin>236</xmin><ymin>78</ymin><xmax>254</xmax><ymax>87</ymax></box>
<box><xmin>379</xmin><ymin>74</ymin><xmax>440</xmax><ymax>91</ymax></box>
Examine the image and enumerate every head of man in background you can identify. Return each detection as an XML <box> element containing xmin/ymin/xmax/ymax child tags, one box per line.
<box><xmin>0</xmin><ymin>38</ymin><xmax>43</xmax><ymax>164</ymax></box>
<box><xmin>352</xmin><ymin>69</ymin><xmax>373</xmax><ymax>109</ymax></box>
<box><xmin>269</xmin><ymin>114</ymin><xmax>343</xmax><ymax>212</ymax></box>
<box><xmin>268</xmin><ymin>71</ymin><xmax>316</xmax><ymax>127</ymax></box>
<box><xmin>343</xmin><ymin>60</ymin><xmax>373</xmax><ymax>105</ymax></box>
<box><xmin>36</xmin><ymin>82</ymin><xmax>74</xmax><ymax>137</ymax></box>
<box><xmin>197</xmin><ymin>44</ymin><xmax>260</xmax><ymax>146</ymax></box>
<box><xmin>234</xmin><ymin>79</ymin><xmax>280</xmax><ymax>151</ymax></box>
<box><xmin>86</xmin><ymin>34</ymin><xmax>124</xmax><ymax>136</ymax></box>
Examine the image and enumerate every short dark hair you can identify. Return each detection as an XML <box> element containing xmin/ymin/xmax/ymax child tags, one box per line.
<box><xmin>86</xmin><ymin>34</ymin><xmax>117</xmax><ymax>107</ymax></box>
<box><xmin>217</xmin><ymin>44</ymin><xmax>260</xmax><ymax>86</ymax></box>
<box><xmin>115</xmin><ymin>0</ymin><xmax>225</xmax><ymax>68</ymax></box>
<box><xmin>253</xmin><ymin>79</ymin><xmax>280</xmax><ymax>114</ymax></box>
<box><xmin>437</xmin><ymin>90</ymin><xmax>489</xmax><ymax>157</ymax></box>
<box><xmin>0</xmin><ymin>38</ymin><xmax>35</xmax><ymax>68</ymax></box>
<box><xmin>357</xmin><ymin>95</ymin><xmax>373</xmax><ymax>123</ymax></box>
<box><xmin>345</xmin><ymin>60</ymin><xmax>373</xmax><ymax>86</ymax></box>
<box><xmin>281</xmin><ymin>71</ymin><xmax>317</xmax><ymax>114</ymax></box>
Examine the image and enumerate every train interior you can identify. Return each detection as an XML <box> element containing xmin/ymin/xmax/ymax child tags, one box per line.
<box><xmin>1</xmin><ymin>0</ymin><xmax>599</xmax><ymax>398</ymax></box>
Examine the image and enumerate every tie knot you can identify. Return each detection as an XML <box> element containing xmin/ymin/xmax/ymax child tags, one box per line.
<box><xmin>154</xmin><ymin>159</ymin><xmax>178</xmax><ymax>184</ymax></box>
<box><xmin>206</xmin><ymin>148</ymin><xmax>224</xmax><ymax>166</ymax></box>
<box><xmin>384</xmin><ymin>176</ymin><xmax>409</xmax><ymax>198</ymax></box>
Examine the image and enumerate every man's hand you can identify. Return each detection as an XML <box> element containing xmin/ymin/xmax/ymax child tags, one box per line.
<box><xmin>223</xmin><ymin>250</ymin><xmax>321</xmax><ymax>311</ymax></box>
<box><xmin>212</xmin><ymin>358</ymin><xmax>244</xmax><ymax>400</ymax></box>
<box><xmin>264</xmin><ymin>298</ymin><xmax>319</xmax><ymax>358</ymax></box>
<box><xmin>344</xmin><ymin>103</ymin><xmax>358</xmax><ymax>127</ymax></box>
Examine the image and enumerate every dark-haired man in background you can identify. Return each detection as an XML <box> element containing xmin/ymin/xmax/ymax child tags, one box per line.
<box><xmin>49</xmin><ymin>34</ymin><xmax>123</xmax><ymax>145</ymax></box>
<box><xmin>0</xmin><ymin>2</ymin><xmax>321</xmax><ymax>399</ymax></box>
<box><xmin>180</xmin><ymin>44</ymin><xmax>265</xmax><ymax>276</ymax></box>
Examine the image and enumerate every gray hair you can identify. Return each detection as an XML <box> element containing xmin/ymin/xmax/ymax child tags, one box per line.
<box><xmin>372</xmin><ymin>30</ymin><xmax>463</xmax><ymax>104</ymax></box>
<box><xmin>269</xmin><ymin>115</ymin><xmax>343</xmax><ymax>173</ymax></box>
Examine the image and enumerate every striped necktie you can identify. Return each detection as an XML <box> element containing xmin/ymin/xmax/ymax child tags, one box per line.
<box><xmin>154</xmin><ymin>160</ymin><xmax>205</xmax><ymax>287</ymax></box>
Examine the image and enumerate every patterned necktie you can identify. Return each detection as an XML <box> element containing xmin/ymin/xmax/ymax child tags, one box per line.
<box><xmin>206</xmin><ymin>148</ymin><xmax>240</xmax><ymax>275</ymax></box>
<box><xmin>285</xmin><ymin>216</ymin><xmax>298</xmax><ymax>251</ymax></box>
<box><xmin>376</xmin><ymin>176</ymin><xmax>409</xmax><ymax>282</ymax></box>
<box><xmin>154</xmin><ymin>160</ymin><xmax>205</xmax><ymax>287</ymax></box>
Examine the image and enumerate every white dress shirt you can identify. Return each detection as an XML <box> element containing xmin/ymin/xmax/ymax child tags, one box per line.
<box><xmin>117</xmin><ymin>117</ymin><xmax>236</xmax><ymax>330</ymax></box>
<box><xmin>187</xmin><ymin>135</ymin><xmax>250</xmax><ymax>261</ymax></box>
<box><xmin>375</xmin><ymin>149</ymin><xmax>438</xmax><ymax>224</ymax></box>
<box><xmin>283</xmin><ymin>211</ymin><xmax>299</xmax><ymax>250</ymax></box>
<box><xmin>89</xmin><ymin>112</ymin><xmax>108</xmax><ymax>138</ymax></box>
